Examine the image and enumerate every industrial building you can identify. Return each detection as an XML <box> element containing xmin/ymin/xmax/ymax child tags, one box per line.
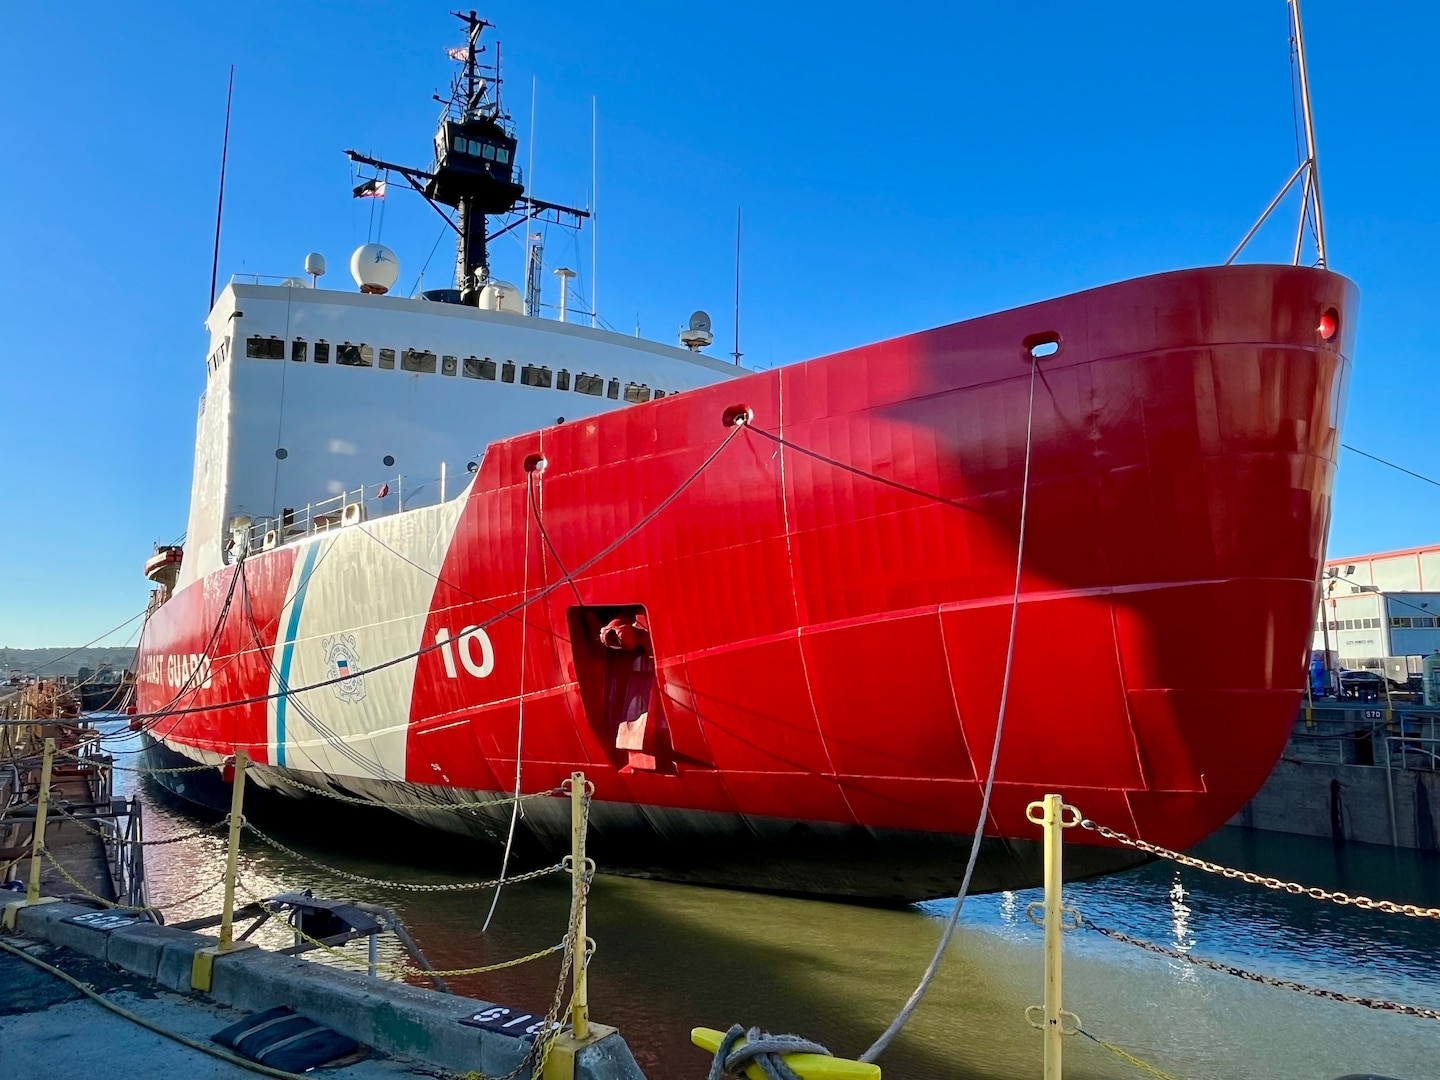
<box><xmin>1313</xmin><ymin>544</ymin><xmax>1440</xmax><ymax>673</ymax></box>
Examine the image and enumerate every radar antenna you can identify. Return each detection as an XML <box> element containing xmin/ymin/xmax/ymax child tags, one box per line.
<box><xmin>345</xmin><ymin>11</ymin><xmax>589</xmax><ymax>306</ymax></box>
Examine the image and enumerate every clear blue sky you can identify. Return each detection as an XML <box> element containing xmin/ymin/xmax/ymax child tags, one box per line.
<box><xmin>1</xmin><ymin>1</ymin><xmax>1435</xmax><ymax>648</ymax></box>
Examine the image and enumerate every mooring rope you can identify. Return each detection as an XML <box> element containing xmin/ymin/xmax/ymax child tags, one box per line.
<box><xmin>859</xmin><ymin>354</ymin><xmax>1041</xmax><ymax>1063</ymax></box>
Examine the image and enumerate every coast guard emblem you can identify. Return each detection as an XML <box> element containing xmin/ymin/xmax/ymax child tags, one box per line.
<box><xmin>322</xmin><ymin>633</ymin><xmax>366</xmax><ymax>703</ymax></box>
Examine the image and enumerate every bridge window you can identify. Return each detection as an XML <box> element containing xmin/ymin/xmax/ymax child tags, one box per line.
<box><xmin>378</xmin><ymin>348</ymin><xmax>395</xmax><ymax>369</ymax></box>
<box><xmin>402</xmin><ymin>349</ymin><xmax>436</xmax><ymax>374</ymax></box>
<box><xmin>575</xmin><ymin>373</ymin><xmax>604</xmax><ymax>396</ymax></box>
<box><xmin>654</xmin><ymin>389</ymin><xmax>667</xmax><ymax>399</ymax></box>
<box><xmin>607</xmin><ymin>378</ymin><xmax>620</xmax><ymax>400</ymax></box>
<box><xmin>246</xmin><ymin>336</ymin><xmax>285</xmax><ymax>359</ymax></box>
<box><xmin>336</xmin><ymin>343</ymin><xmax>372</xmax><ymax>367</ymax></box>
<box><xmin>464</xmin><ymin>357</ymin><xmax>496</xmax><ymax>380</ymax></box>
<box><xmin>313</xmin><ymin>341</ymin><xmax>330</xmax><ymax>364</ymax></box>
<box><xmin>624</xmin><ymin>383</ymin><xmax>651</xmax><ymax>403</ymax></box>
<box><xmin>521</xmin><ymin>364</ymin><xmax>552</xmax><ymax>388</ymax></box>
<box><xmin>496</xmin><ymin>147</ymin><xmax>510</xmax><ymax>165</ymax></box>
<box><xmin>441</xmin><ymin>355</ymin><xmax>458</xmax><ymax>376</ymax></box>
<box><xmin>556</xmin><ymin>368</ymin><xmax>570</xmax><ymax>391</ymax></box>
<box><xmin>291</xmin><ymin>340</ymin><xmax>307</xmax><ymax>362</ymax></box>
<box><xmin>501</xmin><ymin>360</ymin><xmax>516</xmax><ymax>383</ymax></box>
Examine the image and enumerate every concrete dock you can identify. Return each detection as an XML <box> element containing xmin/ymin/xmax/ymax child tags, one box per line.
<box><xmin>1</xmin><ymin>899</ymin><xmax>645</xmax><ymax>1080</ymax></box>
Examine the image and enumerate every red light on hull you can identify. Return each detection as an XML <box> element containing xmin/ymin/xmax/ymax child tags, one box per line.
<box><xmin>1319</xmin><ymin>308</ymin><xmax>1338</xmax><ymax>340</ymax></box>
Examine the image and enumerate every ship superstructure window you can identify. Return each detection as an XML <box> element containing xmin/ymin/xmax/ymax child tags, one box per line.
<box><xmin>246</xmin><ymin>336</ymin><xmax>285</xmax><ymax>359</ymax></box>
<box><xmin>654</xmin><ymin>390</ymin><xmax>667</xmax><ymax>399</ymax></box>
<box><xmin>501</xmin><ymin>360</ymin><xmax>516</xmax><ymax>383</ymax></box>
<box><xmin>402</xmin><ymin>349</ymin><xmax>436</xmax><ymax>373</ymax></box>
<box><xmin>556</xmin><ymin>369</ymin><xmax>570</xmax><ymax>391</ymax></box>
<box><xmin>521</xmin><ymin>364</ymin><xmax>552</xmax><ymax>388</ymax></box>
<box><xmin>291</xmin><ymin>340</ymin><xmax>307</xmax><ymax>362</ymax></box>
<box><xmin>378</xmin><ymin>348</ymin><xmax>395</xmax><ymax>369</ymax></box>
<box><xmin>442</xmin><ymin>355</ymin><xmax>458</xmax><ymax>376</ymax></box>
<box><xmin>607</xmin><ymin>378</ymin><xmax>620</xmax><ymax>400</ymax></box>
<box><xmin>337</xmin><ymin>343</ymin><xmax>373</xmax><ymax>367</ymax></box>
<box><xmin>575</xmin><ymin>373</ymin><xmax>603</xmax><ymax>396</ymax></box>
<box><xmin>463</xmin><ymin>357</ymin><xmax>496</xmax><ymax>380</ymax></box>
<box><xmin>314</xmin><ymin>341</ymin><xmax>330</xmax><ymax>364</ymax></box>
<box><xmin>624</xmin><ymin>383</ymin><xmax>651</xmax><ymax>403</ymax></box>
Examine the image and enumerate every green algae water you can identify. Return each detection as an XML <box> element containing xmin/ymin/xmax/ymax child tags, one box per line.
<box><xmin>106</xmin><ymin>731</ymin><xmax>1437</xmax><ymax>1079</ymax></box>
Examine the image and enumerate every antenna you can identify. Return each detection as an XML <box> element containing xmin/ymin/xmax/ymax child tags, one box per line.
<box><xmin>732</xmin><ymin>205</ymin><xmax>742</xmax><ymax>365</ymax></box>
<box><xmin>1226</xmin><ymin>0</ymin><xmax>1328</xmax><ymax>268</ymax></box>
<box><xmin>591</xmin><ymin>95</ymin><xmax>598</xmax><ymax>328</ymax></box>
<box><xmin>209</xmin><ymin>65</ymin><xmax>234</xmax><ymax>311</ymax></box>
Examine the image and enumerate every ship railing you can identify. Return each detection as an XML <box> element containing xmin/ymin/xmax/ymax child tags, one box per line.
<box><xmin>241</xmin><ymin>465</ymin><xmax>468</xmax><ymax>556</ymax></box>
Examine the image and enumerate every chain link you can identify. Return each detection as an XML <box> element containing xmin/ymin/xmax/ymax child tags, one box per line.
<box><xmin>1080</xmin><ymin>818</ymin><xmax>1440</xmax><ymax>919</ymax></box>
<box><xmin>54</xmin><ymin>806</ymin><xmax>227</xmax><ymax>847</ymax></box>
<box><xmin>1087</xmin><ymin>921</ymin><xmax>1440</xmax><ymax>1021</ymax></box>
<box><xmin>239</xmin><ymin>817</ymin><xmax>563</xmax><ymax>892</ymax></box>
<box><xmin>1077</xmin><ymin>1028</ymin><xmax>1187</xmax><ymax>1080</ymax></box>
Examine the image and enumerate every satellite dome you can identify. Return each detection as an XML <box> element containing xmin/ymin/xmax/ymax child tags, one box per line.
<box><xmin>350</xmin><ymin>243</ymin><xmax>400</xmax><ymax>295</ymax></box>
<box><xmin>479</xmin><ymin>279</ymin><xmax>523</xmax><ymax>315</ymax></box>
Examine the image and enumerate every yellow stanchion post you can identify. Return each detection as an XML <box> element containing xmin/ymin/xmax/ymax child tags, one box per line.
<box><xmin>26</xmin><ymin>738</ymin><xmax>56</xmax><ymax>904</ymax></box>
<box><xmin>193</xmin><ymin>751</ymin><xmax>256</xmax><ymax>990</ymax></box>
<box><xmin>545</xmin><ymin>771</ymin><xmax>615</xmax><ymax>1080</ymax></box>
<box><xmin>1024</xmin><ymin>794</ymin><xmax>1082</xmax><ymax>1080</ymax></box>
<box><xmin>570</xmin><ymin>769</ymin><xmax>590</xmax><ymax>1042</ymax></box>
<box><xmin>3</xmin><ymin>738</ymin><xmax>61</xmax><ymax>929</ymax></box>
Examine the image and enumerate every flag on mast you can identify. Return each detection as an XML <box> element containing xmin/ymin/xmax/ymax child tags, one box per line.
<box><xmin>352</xmin><ymin>178</ymin><xmax>387</xmax><ymax>199</ymax></box>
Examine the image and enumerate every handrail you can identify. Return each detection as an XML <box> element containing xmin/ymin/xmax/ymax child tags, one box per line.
<box><xmin>238</xmin><ymin>466</ymin><xmax>465</xmax><ymax>557</ymax></box>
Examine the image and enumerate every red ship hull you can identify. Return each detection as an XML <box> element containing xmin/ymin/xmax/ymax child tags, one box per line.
<box><xmin>135</xmin><ymin>264</ymin><xmax>1355</xmax><ymax>901</ymax></box>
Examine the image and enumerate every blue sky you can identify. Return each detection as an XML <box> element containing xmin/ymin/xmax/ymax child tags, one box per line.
<box><xmin>1</xmin><ymin>1</ymin><xmax>1435</xmax><ymax>647</ymax></box>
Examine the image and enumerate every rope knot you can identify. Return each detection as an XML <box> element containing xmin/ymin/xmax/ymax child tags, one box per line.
<box><xmin>709</xmin><ymin>1024</ymin><xmax>831</xmax><ymax>1080</ymax></box>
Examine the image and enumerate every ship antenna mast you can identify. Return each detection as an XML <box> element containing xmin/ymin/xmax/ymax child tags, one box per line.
<box><xmin>1225</xmin><ymin>0</ymin><xmax>1328</xmax><ymax>268</ymax></box>
<box><xmin>343</xmin><ymin>12</ymin><xmax>588</xmax><ymax>307</ymax></box>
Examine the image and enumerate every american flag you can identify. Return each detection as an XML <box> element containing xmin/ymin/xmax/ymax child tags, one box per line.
<box><xmin>446</xmin><ymin>46</ymin><xmax>469</xmax><ymax>61</ymax></box>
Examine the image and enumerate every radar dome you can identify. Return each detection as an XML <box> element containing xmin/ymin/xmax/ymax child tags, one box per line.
<box><xmin>350</xmin><ymin>243</ymin><xmax>400</xmax><ymax>295</ymax></box>
<box><xmin>479</xmin><ymin>280</ymin><xmax>523</xmax><ymax>315</ymax></box>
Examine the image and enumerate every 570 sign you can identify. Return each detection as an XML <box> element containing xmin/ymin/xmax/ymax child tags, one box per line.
<box><xmin>433</xmin><ymin>626</ymin><xmax>496</xmax><ymax>679</ymax></box>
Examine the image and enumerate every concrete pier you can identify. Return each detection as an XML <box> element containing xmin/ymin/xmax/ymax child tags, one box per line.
<box><xmin>1232</xmin><ymin>701</ymin><xmax>1440</xmax><ymax>850</ymax></box>
<box><xmin>1</xmin><ymin>900</ymin><xmax>645</xmax><ymax>1080</ymax></box>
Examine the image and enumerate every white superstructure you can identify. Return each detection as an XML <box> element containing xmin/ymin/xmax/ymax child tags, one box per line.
<box><xmin>181</xmin><ymin>280</ymin><xmax>740</xmax><ymax>590</ymax></box>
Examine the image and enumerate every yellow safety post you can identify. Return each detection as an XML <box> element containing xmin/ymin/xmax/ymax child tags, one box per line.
<box><xmin>570</xmin><ymin>769</ymin><xmax>590</xmax><ymax>1041</ymax></box>
<box><xmin>1024</xmin><ymin>794</ymin><xmax>1082</xmax><ymax>1080</ymax></box>
<box><xmin>26</xmin><ymin>738</ymin><xmax>56</xmax><ymax>903</ymax></box>
<box><xmin>3</xmin><ymin>738</ymin><xmax>61</xmax><ymax>929</ymax></box>
<box><xmin>544</xmin><ymin>772</ymin><xmax>615</xmax><ymax>1080</ymax></box>
<box><xmin>193</xmin><ymin>750</ymin><xmax>256</xmax><ymax>990</ymax></box>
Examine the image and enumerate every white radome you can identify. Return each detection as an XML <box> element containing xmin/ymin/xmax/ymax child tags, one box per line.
<box><xmin>350</xmin><ymin>243</ymin><xmax>400</xmax><ymax>294</ymax></box>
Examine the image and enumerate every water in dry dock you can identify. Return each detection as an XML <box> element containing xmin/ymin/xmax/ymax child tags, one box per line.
<box><xmin>103</xmin><ymin>724</ymin><xmax>1440</xmax><ymax>1080</ymax></box>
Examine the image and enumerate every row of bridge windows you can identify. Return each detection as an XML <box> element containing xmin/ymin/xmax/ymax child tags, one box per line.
<box><xmin>244</xmin><ymin>336</ymin><xmax>674</xmax><ymax>403</ymax></box>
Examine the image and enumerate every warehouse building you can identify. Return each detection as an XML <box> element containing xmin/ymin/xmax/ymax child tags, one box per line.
<box><xmin>1314</xmin><ymin>544</ymin><xmax>1440</xmax><ymax>673</ymax></box>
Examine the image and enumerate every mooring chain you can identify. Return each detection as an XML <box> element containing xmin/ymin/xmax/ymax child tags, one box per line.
<box><xmin>1080</xmin><ymin>818</ymin><xmax>1440</xmax><ymax>919</ymax></box>
<box><xmin>1087</xmin><ymin>922</ymin><xmax>1440</xmax><ymax>1022</ymax></box>
<box><xmin>239</xmin><ymin>816</ymin><xmax>564</xmax><ymax>893</ymax></box>
<box><xmin>54</xmin><ymin>806</ymin><xmax>227</xmax><ymax>847</ymax></box>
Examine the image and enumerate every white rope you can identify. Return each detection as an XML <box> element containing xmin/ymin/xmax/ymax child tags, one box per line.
<box><xmin>861</xmin><ymin>354</ymin><xmax>1040</xmax><ymax>1063</ymax></box>
<box><xmin>483</xmin><ymin>468</ymin><xmax>535</xmax><ymax>931</ymax></box>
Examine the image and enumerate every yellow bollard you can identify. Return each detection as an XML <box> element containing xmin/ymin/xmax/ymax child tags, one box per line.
<box><xmin>1024</xmin><ymin>794</ymin><xmax>1082</xmax><ymax>1080</ymax></box>
<box><xmin>193</xmin><ymin>750</ymin><xmax>256</xmax><ymax>990</ymax></box>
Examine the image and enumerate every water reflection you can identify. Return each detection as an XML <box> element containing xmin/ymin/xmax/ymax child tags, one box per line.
<box><xmin>99</xmin><ymin>719</ymin><xmax>1439</xmax><ymax>1080</ymax></box>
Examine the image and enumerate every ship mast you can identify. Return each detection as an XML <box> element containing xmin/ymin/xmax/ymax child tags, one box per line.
<box><xmin>345</xmin><ymin>11</ymin><xmax>588</xmax><ymax>306</ymax></box>
<box><xmin>1225</xmin><ymin>0</ymin><xmax>1328</xmax><ymax>268</ymax></box>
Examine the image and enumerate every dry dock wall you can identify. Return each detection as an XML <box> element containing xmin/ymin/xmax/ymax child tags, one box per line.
<box><xmin>2</xmin><ymin>900</ymin><xmax>643</xmax><ymax>1080</ymax></box>
<box><xmin>1231</xmin><ymin>758</ymin><xmax>1440</xmax><ymax>850</ymax></box>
